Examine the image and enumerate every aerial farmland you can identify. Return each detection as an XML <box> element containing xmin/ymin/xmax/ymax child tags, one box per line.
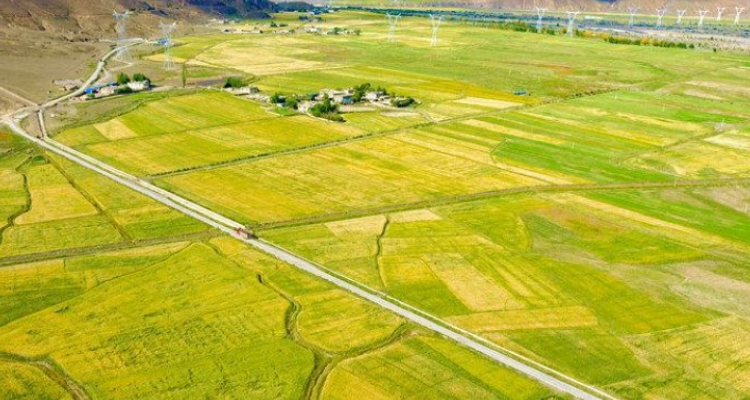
<box><xmin>1</xmin><ymin>1</ymin><xmax>750</xmax><ymax>400</ymax></box>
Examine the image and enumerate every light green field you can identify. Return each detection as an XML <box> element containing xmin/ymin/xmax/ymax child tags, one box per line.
<box><xmin>0</xmin><ymin>243</ymin><xmax>315</xmax><ymax>400</ymax></box>
<box><xmin>14</xmin><ymin>163</ymin><xmax>98</xmax><ymax>225</ymax></box>
<box><xmin>0</xmin><ymin>146</ymin><xmax>211</xmax><ymax>257</ymax></box>
<box><xmin>0</xmin><ymin>152</ymin><xmax>28</xmax><ymax>236</ymax></box>
<box><xmin>0</xmin><ymin>157</ymin><xmax>124</xmax><ymax>257</ymax></box>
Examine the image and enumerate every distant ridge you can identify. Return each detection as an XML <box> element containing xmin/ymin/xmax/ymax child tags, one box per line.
<box><xmin>0</xmin><ymin>0</ymin><xmax>276</xmax><ymax>35</ymax></box>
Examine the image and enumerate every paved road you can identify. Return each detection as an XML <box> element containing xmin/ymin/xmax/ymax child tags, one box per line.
<box><xmin>1</xmin><ymin>43</ymin><xmax>619</xmax><ymax>400</ymax></box>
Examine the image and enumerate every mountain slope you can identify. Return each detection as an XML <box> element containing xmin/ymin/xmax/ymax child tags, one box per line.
<box><xmin>0</xmin><ymin>0</ymin><xmax>275</xmax><ymax>34</ymax></box>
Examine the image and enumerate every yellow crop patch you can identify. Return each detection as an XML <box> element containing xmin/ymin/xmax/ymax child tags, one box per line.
<box><xmin>423</xmin><ymin>253</ymin><xmax>525</xmax><ymax>312</ymax></box>
<box><xmin>94</xmin><ymin>119</ymin><xmax>137</xmax><ymax>141</ymax></box>
<box><xmin>15</xmin><ymin>165</ymin><xmax>98</xmax><ymax>225</ymax></box>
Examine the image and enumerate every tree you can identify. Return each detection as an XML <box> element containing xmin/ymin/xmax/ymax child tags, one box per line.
<box><xmin>353</xmin><ymin>28</ymin><xmax>362</xmax><ymax>36</ymax></box>
<box><xmin>132</xmin><ymin>72</ymin><xmax>150</xmax><ymax>83</ymax></box>
<box><xmin>224</xmin><ymin>77</ymin><xmax>245</xmax><ymax>89</ymax></box>
<box><xmin>270</xmin><ymin>92</ymin><xmax>284</xmax><ymax>104</ymax></box>
<box><xmin>352</xmin><ymin>82</ymin><xmax>371</xmax><ymax>102</ymax></box>
<box><xmin>309</xmin><ymin>94</ymin><xmax>343</xmax><ymax>122</ymax></box>
<box><xmin>391</xmin><ymin>97</ymin><xmax>415</xmax><ymax>108</ymax></box>
<box><xmin>284</xmin><ymin>97</ymin><xmax>299</xmax><ymax>110</ymax></box>
<box><xmin>181</xmin><ymin>63</ymin><xmax>188</xmax><ymax>88</ymax></box>
<box><xmin>116</xmin><ymin>72</ymin><xmax>131</xmax><ymax>85</ymax></box>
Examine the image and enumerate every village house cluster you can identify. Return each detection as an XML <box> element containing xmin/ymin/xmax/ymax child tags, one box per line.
<box><xmin>297</xmin><ymin>88</ymin><xmax>393</xmax><ymax>112</ymax></box>
<box><xmin>74</xmin><ymin>73</ymin><xmax>151</xmax><ymax>101</ymax></box>
<box><xmin>225</xmin><ymin>80</ymin><xmax>416</xmax><ymax>123</ymax></box>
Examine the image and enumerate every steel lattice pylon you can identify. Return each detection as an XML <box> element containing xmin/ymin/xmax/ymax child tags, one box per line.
<box><xmin>160</xmin><ymin>21</ymin><xmax>177</xmax><ymax>71</ymax></box>
<box><xmin>113</xmin><ymin>11</ymin><xmax>132</xmax><ymax>62</ymax></box>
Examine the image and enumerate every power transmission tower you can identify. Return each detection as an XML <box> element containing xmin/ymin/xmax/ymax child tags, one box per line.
<box><xmin>716</xmin><ymin>6</ymin><xmax>726</xmax><ymax>21</ymax></box>
<box><xmin>160</xmin><ymin>21</ymin><xmax>177</xmax><ymax>71</ymax></box>
<box><xmin>429</xmin><ymin>14</ymin><xmax>444</xmax><ymax>47</ymax></box>
<box><xmin>535</xmin><ymin>7</ymin><xmax>548</xmax><ymax>31</ymax></box>
<box><xmin>697</xmin><ymin>9</ymin><xmax>709</xmax><ymax>28</ymax></box>
<box><xmin>656</xmin><ymin>8</ymin><xmax>667</xmax><ymax>29</ymax></box>
<box><xmin>566</xmin><ymin>11</ymin><xmax>579</xmax><ymax>36</ymax></box>
<box><xmin>386</xmin><ymin>13</ymin><xmax>401</xmax><ymax>43</ymax></box>
<box><xmin>113</xmin><ymin>11</ymin><xmax>132</xmax><ymax>62</ymax></box>
<box><xmin>627</xmin><ymin>6</ymin><xmax>639</xmax><ymax>29</ymax></box>
<box><xmin>735</xmin><ymin>6</ymin><xmax>746</xmax><ymax>25</ymax></box>
<box><xmin>676</xmin><ymin>9</ymin><xmax>687</xmax><ymax>26</ymax></box>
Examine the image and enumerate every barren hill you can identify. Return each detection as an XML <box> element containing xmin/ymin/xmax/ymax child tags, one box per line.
<box><xmin>0</xmin><ymin>0</ymin><xmax>274</xmax><ymax>35</ymax></box>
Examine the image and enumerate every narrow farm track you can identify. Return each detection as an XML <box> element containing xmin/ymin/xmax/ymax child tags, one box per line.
<box><xmin>254</xmin><ymin>177</ymin><xmax>750</xmax><ymax>231</ymax></box>
<box><xmin>0</xmin><ymin>158</ymin><xmax>31</xmax><ymax>251</ymax></box>
<box><xmin>0</xmin><ymin>352</ymin><xmax>91</xmax><ymax>400</ymax></box>
<box><xmin>374</xmin><ymin>216</ymin><xmax>390</xmax><ymax>289</ymax></box>
<box><xmin>256</xmin><ymin>277</ymin><xmax>334</xmax><ymax>400</ymax></box>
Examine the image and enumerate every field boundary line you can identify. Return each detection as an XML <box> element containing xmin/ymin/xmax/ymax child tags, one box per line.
<box><xmin>0</xmin><ymin>156</ymin><xmax>32</xmax><ymax>250</ymax></box>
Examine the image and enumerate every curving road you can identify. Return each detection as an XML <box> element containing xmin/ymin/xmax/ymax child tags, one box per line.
<box><xmin>1</xmin><ymin>43</ymin><xmax>619</xmax><ymax>400</ymax></box>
